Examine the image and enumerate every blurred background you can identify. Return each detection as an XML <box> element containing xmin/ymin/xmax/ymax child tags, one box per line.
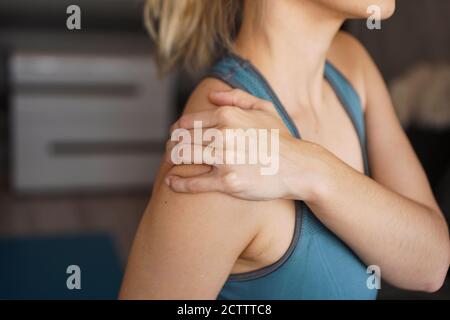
<box><xmin>0</xmin><ymin>0</ymin><xmax>449</xmax><ymax>299</ymax></box>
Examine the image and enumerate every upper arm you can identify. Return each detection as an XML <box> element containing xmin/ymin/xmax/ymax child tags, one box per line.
<box><xmin>354</xmin><ymin>37</ymin><xmax>441</xmax><ymax>213</ymax></box>
<box><xmin>120</xmin><ymin>79</ymin><xmax>260</xmax><ymax>299</ymax></box>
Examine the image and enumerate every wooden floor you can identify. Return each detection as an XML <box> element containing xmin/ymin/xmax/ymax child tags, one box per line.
<box><xmin>0</xmin><ymin>188</ymin><xmax>148</xmax><ymax>265</ymax></box>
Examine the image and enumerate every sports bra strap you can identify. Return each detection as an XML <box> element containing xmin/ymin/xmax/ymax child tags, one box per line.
<box><xmin>207</xmin><ymin>54</ymin><xmax>370</xmax><ymax>175</ymax></box>
<box><xmin>324</xmin><ymin>62</ymin><xmax>369</xmax><ymax>175</ymax></box>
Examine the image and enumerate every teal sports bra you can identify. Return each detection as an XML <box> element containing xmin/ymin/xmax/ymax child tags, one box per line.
<box><xmin>207</xmin><ymin>54</ymin><xmax>376</xmax><ymax>300</ymax></box>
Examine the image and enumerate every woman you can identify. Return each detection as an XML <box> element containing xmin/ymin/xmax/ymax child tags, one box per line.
<box><xmin>120</xmin><ymin>0</ymin><xmax>450</xmax><ymax>299</ymax></box>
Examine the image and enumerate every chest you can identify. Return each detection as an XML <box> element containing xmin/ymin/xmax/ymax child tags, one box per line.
<box><xmin>288</xmin><ymin>85</ymin><xmax>365</xmax><ymax>174</ymax></box>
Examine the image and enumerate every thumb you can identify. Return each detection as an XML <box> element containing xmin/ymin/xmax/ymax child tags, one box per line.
<box><xmin>165</xmin><ymin>172</ymin><xmax>223</xmax><ymax>194</ymax></box>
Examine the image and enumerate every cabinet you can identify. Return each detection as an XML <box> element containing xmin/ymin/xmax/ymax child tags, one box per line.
<box><xmin>10</xmin><ymin>52</ymin><xmax>173</xmax><ymax>191</ymax></box>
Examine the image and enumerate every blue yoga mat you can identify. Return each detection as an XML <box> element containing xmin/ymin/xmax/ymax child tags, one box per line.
<box><xmin>0</xmin><ymin>234</ymin><xmax>123</xmax><ymax>299</ymax></box>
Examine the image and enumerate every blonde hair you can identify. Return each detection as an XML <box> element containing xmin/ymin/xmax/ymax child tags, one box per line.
<box><xmin>144</xmin><ymin>0</ymin><xmax>244</xmax><ymax>75</ymax></box>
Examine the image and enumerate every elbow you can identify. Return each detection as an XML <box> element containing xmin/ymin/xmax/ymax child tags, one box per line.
<box><xmin>422</xmin><ymin>269</ymin><xmax>447</xmax><ymax>293</ymax></box>
<box><xmin>424</xmin><ymin>281</ymin><xmax>445</xmax><ymax>294</ymax></box>
<box><xmin>422</xmin><ymin>212</ymin><xmax>450</xmax><ymax>293</ymax></box>
<box><xmin>422</xmin><ymin>242</ymin><xmax>450</xmax><ymax>293</ymax></box>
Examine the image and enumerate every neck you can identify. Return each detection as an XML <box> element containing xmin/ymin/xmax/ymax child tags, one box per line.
<box><xmin>234</xmin><ymin>0</ymin><xmax>344</xmax><ymax>111</ymax></box>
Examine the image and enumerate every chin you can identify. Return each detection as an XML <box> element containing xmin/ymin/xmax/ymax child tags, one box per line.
<box><xmin>314</xmin><ymin>0</ymin><xmax>396</xmax><ymax>20</ymax></box>
<box><xmin>363</xmin><ymin>0</ymin><xmax>396</xmax><ymax>20</ymax></box>
<box><xmin>377</xmin><ymin>0</ymin><xmax>396</xmax><ymax>19</ymax></box>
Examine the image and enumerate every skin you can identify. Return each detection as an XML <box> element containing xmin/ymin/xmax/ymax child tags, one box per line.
<box><xmin>120</xmin><ymin>0</ymin><xmax>450</xmax><ymax>299</ymax></box>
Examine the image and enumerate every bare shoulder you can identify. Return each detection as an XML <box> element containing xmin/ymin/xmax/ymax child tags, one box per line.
<box><xmin>120</xmin><ymin>77</ymin><xmax>268</xmax><ymax>298</ymax></box>
<box><xmin>152</xmin><ymin>76</ymin><xmax>260</xmax><ymax>215</ymax></box>
<box><xmin>147</xmin><ymin>76</ymin><xmax>264</xmax><ymax>250</ymax></box>
<box><xmin>150</xmin><ymin>77</ymin><xmax>231</xmax><ymax>189</ymax></box>
<box><xmin>327</xmin><ymin>30</ymin><xmax>376</xmax><ymax>110</ymax></box>
<box><xmin>183</xmin><ymin>77</ymin><xmax>233</xmax><ymax>114</ymax></box>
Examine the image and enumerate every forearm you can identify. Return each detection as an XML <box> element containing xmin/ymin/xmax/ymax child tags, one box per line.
<box><xmin>299</xmin><ymin>147</ymin><xmax>450</xmax><ymax>292</ymax></box>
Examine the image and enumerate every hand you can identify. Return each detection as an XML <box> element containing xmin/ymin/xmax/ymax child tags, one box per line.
<box><xmin>164</xmin><ymin>89</ymin><xmax>330</xmax><ymax>201</ymax></box>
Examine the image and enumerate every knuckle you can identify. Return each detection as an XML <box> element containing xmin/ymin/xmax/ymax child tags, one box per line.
<box><xmin>216</xmin><ymin>107</ymin><xmax>233</xmax><ymax>124</ymax></box>
<box><xmin>237</xmin><ymin>97</ymin><xmax>251</xmax><ymax>108</ymax></box>
<box><xmin>231</xmin><ymin>90</ymin><xmax>246</xmax><ymax>105</ymax></box>
<box><xmin>222</xmin><ymin>172</ymin><xmax>241</xmax><ymax>193</ymax></box>
<box><xmin>185</xmin><ymin>179</ymin><xmax>198</xmax><ymax>192</ymax></box>
<box><xmin>231</xmin><ymin>88</ymin><xmax>243</xmax><ymax>96</ymax></box>
<box><xmin>178</xmin><ymin>116</ymin><xmax>190</xmax><ymax>128</ymax></box>
<box><xmin>260</xmin><ymin>101</ymin><xmax>273</xmax><ymax>110</ymax></box>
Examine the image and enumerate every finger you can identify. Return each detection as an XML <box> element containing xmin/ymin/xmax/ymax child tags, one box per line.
<box><xmin>167</xmin><ymin>143</ymin><xmax>224</xmax><ymax>165</ymax></box>
<box><xmin>169</xmin><ymin>128</ymin><xmax>225</xmax><ymax>147</ymax></box>
<box><xmin>163</xmin><ymin>164</ymin><xmax>212</xmax><ymax>176</ymax></box>
<box><xmin>176</xmin><ymin>106</ymin><xmax>247</xmax><ymax>131</ymax></box>
<box><xmin>165</xmin><ymin>171</ymin><xmax>224</xmax><ymax>194</ymax></box>
<box><xmin>174</xmin><ymin>110</ymin><xmax>219</xmax><ymax>130</ymax></box>
<box><xmin>209</xmin><ymin>89</ymin><xmax>270</xmax><ymax>110</ymax></box>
